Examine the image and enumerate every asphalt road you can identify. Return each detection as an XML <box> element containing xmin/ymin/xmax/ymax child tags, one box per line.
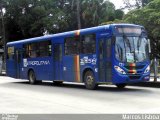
<box><xmin>0</xmin><ymin>76</ymin><xmax>160</xmax><ymax>114</ymax></box>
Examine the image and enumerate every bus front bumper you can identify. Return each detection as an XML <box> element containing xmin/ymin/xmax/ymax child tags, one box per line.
<box><xmin>112</xmin><ymin>73</ymin><xmax>150</xmax><ymax>84</ymax></box>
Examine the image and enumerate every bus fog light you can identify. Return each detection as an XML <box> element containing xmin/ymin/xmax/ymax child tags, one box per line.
<box><xmin>114</xmin><ymin>66</ymin><xmax>126</xmax><ymax>74</ymax></box>
<box><xmin>144</xmin><ymin>65</ymin><xmax>150</xmax><ymax>73</ymax></box>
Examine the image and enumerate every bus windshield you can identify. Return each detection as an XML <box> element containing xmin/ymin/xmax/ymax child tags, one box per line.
<box><xmin>115</xmin><ymin>36</ymin><xmax>149</xmax><ymax>63</ymax></box>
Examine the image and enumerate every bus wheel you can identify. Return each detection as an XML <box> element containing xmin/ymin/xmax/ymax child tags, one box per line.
<box><xmin>84</xmin><ymin>71</ymin><xmax>97</xmax><ymax>90</ymax></box>
<box><xmin>29</xmin><ymin>70</ymin><xmax>36</xmax><ymax>85</ymax></box>
<box><xmin>116</xmin><ymin>84</ymin><xmax>126</xmax><ymax>89</ymax></box>
<box><xmin>37</xmin><ymin>80</ymin><xmax>42</xmax><ymax>84</ymax></box>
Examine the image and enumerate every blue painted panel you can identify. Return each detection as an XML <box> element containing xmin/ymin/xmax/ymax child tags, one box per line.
<box><xmin>63</xmin><ymin>56</ymin><xmax>75</xmax><ymax>82</ymax></box>
<box><xmin>22</xmin><ymin>57</ymin><xmax>53</xmax><ymax>80</ymax></box>
<box><xmin>6</xmin><ymin>59</ymin><xmax>16</xmax><ymax>78</ymax></box>
<box><xmin>79</xmin><ymin>54</ymin><xmax>98</xmax><ymax>81</ymax></box>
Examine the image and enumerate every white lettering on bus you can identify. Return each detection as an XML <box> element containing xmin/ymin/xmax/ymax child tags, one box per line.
<box><xmin>23</xmin><ymin>59</ymin><xmax>50</xmax><ymax>67</ymax></box>
<box><xmin>28</xmin><ymin>61</ymin><xmax>50</xmax><ymax>66</ymax></box>
<box><xmin>80</xmin><ymin>56</ymin><xmax>97</xmax><ymax>65</ymax></box>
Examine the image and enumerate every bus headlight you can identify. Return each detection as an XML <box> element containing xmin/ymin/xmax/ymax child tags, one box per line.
<box><xmin>114</xmin><ymin>66</ymin><xmax>126</xmax><ymax>74</ymax></box>
<box><xmin>144</xmin><ymin>65</ymin><xmax>150</xmax><ymax>73</ymax></box>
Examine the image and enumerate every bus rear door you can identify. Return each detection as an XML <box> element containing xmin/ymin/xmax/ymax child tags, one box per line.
<box><xmin>99</xmin><ymin>37</ymin><xmax>112</xmax><ymax>82</ymax></box>
<box><xmin>53</xmin><ymin>44</ymin><xmax>63</xmax><ymax>80</ymax></box>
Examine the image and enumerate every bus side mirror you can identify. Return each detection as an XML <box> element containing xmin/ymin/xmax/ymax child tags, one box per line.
<box><xmin>148</xmin><ymin>39</ymin><xmax>151</xmax><ymax>54</ymax></box>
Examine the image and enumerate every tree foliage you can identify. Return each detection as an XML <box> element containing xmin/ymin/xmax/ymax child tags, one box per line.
<box><xmin>1</xmin><ymin>0</ymin><xmax>123</xmax><ymax>41</ymax></box>
<box><xmin>123</xmin><ymin>0</ymin><xmax>153</xmax><ymax>9</ymax></box>
<box><xmin>3</xmin><ymin>0</ymin><xmax>60</xmax><ymax>40</ymax></box>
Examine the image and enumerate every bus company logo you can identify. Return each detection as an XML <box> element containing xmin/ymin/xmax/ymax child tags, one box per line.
<box><xmin>80</xmin><ymin>56</ymin><xmax>97</xmax><ymax>65</ymax></box>
<box><xmin>23</xmin><ymin>59</ymin><xmax>28</xmax><ymax>67</ymax></box>
<box><xmin>23</xmin><ymin>59</ymin><xmax>50</xmax><ymax>67</ymax></box>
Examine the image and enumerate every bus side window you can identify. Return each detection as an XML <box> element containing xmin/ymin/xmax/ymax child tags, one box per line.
<box><xmin>23</xmin><ymin>45</ymin><xmax>29</xmax><ymax>58</ymax></box>
<box><xmin>7</xmin><ymin>46</ymin><xmax>14</xmax><ymax>60</ymax></box>
<box><xmin>65</xmin><ymin>37</ymin><xmax>80</xmax><ymax>55</ymax></box>
<box><xmin>48</xmin><ymin>42</ymin><xmax>52</xmax><ymax>56</ymax></box>
<box><xmin>23</xmin><ymin>40</ymin><xmax>51</xmax><ymax>58</ymax></box>
<box><xmin>81</xmin><ymin>34</ymin><xmax>96</xmax><ymax>54</ymax></box>
<box><xmin>30</xmin><ymin>43</ymin><xmax>37</xmax><ymax>58</ymax></box>
<box><xmin>39</xmin><ymin>41</ymin><xmax>50</xmax><ymax>57</ymax></box>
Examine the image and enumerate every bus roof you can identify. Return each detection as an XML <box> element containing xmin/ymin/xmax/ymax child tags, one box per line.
<box><xmin>7</xmin><ymin>23</ymin><xmax>142</xmax><ymax>46</ymax></box>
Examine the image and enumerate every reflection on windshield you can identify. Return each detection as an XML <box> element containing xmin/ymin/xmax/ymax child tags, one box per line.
<box><xmin>115</xmin><ymin>36</ymin><xmax>149</xmax><ymax>63</ymax></box>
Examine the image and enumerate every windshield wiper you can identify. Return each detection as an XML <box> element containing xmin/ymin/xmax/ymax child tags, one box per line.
<box><xmin>137</xmin><ymin>36</ymin><xmax>141</xmax><ymax>54</ymax></box>
<box><xmin>123</xmin><ymin>34</ymin><xmax>132</xmax><ymax>52</ymax></box>
<box><xmin>116</xmin><ymin>44</ymin><xmax>123</xmax><ymax>61</ymax></box>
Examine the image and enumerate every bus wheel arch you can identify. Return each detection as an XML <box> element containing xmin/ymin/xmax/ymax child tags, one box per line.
<box><xmin>83</xmin><ymin>68</ymin><xmax>97</xmax><ymax>90</ymax></box>
<box><xmin>28</xmin><ymin>69</ymin><xmax>37</xmax><ymax>85</ymax></box>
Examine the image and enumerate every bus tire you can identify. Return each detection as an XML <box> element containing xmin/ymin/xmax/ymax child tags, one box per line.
<box><xmin>28</xmin><ymin>70</ymin><xmax>37</xmax><ymax>85</ymax></box>
<box><xmin>37</xmin><ymin>80</ymin><xmax>42</xmax><ymax>84</ymax></box>
<box><xmin>116</xmin><ymin>84</ymin><xmax>126</xmax><ymax>89</ymax></box>
<box><xmin>84</xmin><ymin>71</ymin><xmax>97</xmax><ymax>90</ymax></box>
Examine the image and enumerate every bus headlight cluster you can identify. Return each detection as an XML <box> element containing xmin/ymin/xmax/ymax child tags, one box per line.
<box><xmin>144</xmin><ymin>65</ymin><xmax>150</xmax><ymax>73</ymax></box>
<box><xmin>114</xmin><ymin>66</ymin><xmax>126</xmax><ymax>74</ymax></box>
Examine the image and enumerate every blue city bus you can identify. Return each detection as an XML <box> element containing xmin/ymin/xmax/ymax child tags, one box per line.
<box><xmin>6</xmin><ymin>24</ymin><xmax>151</xmax><ymax>89</ymax></box>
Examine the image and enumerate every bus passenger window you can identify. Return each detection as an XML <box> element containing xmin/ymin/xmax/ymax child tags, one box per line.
<box><xmin>48</xmin><ymin>44</ymin><xmax>52</xmax><ymax>56</ymax></box>
<box><xmin>81</xmin><ymin>34</ymin><xmax>96</xmax><ymax>54</ymax></box>
<box><xmin>65</xmin><ymin>37</ymin><xmax>80</xmax><ymax>55</ymax></box>
<box><xmin>7</xmin><ymin>47</ymin><xmax>14</xmax><ymax>60</ymax></box>
<box><xmin>23</xmin><ymin>40</ymin><xmax>51</xmax><ymax>58</ymax></box>
<box><xmin>29</xmin><ymin>43</ymin><xmax>37</xmax><ymax>58</ymax></box>
<box><xmin>39</xmin><ymin>41</ymin><xmax>51</xmax><ymax>57</ymax></box>
<box><xmin>23</xmin><ymin>45</ymin><xmax>29</xmax><ymax>58</ymax></box>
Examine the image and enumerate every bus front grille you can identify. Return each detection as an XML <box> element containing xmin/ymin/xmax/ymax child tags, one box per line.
<box><xmin>124</xmin><ymin>65</ymin><xmax>145</xmax><ymax>70</ymax></box>
<box><xmin>124</xmin><ymin>65</ymin><xmax>146</xmax><ymax>74</ymax></box>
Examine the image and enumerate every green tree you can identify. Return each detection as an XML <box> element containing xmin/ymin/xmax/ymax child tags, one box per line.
<box><xmin>2</xmin><ymin>0</ymin><xmax>119</xmax><ymax>41</ymax></box>
<box><xmin>81</xmin><ymin>0</ymin><xmax>115</xmax><ymax>28</ymax></box>
<box><xmin>115</xmin><ymin>9</ymin><xmax>124</xmax><ymax>20</ymax></box>
<box><xmin>123</xmin><ymin>0</ymin><xmax>153</xmax><ymax>9</ymax></box>
<box><xmin>3</xmin><ymin>0</ymin><xmax>62</xmax><ymax>40</ymax></box>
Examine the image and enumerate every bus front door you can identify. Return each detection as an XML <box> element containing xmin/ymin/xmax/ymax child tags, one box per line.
<box><xmin>53</xmin><ymin>44</ymin><xmax>63</xmax><ymax>80</ymax></box>
<box><xmin>99</xmin><ymin>38</ymin><xmax>112</xmax><ymax>82</ymax></box>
